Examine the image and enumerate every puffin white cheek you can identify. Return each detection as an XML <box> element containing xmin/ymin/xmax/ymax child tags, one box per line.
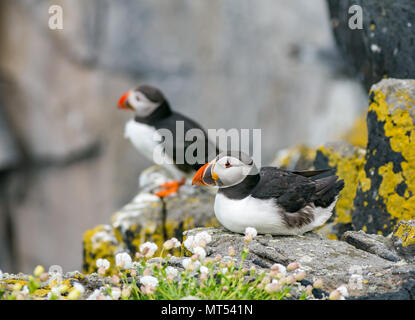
<box><xmin>221</xmin><ymin>168</ymin><xmax>244</xmax><ymax>186</ymax></box>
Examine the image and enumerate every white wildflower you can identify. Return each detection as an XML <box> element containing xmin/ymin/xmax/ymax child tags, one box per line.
<box><xmin>73</xmin><ymin>282</ymin><xmax>85</xmax><ymax>294</ymax></box>
<box><xmin>165</xmin><ymin>266</ymin><xmax>179</xmax><ymax>277</ymax></box>
<box><xmin>193</xmin><ymin>246</ymin><xmax>207</xmax><ymax>260</ymax></box>
<box><xmin>96</xmin><ymin>258</ymin><xmax>110</xmax><ymax>270</ymax></box>
<box><xmin>200</xmin><ymin>266</ymin><xmax>209</xmax><ymax>274</ymax></box>
<box><xmin>111</xmin><ymin>287</ymin><xmax>121</xmax><ymax>300</ymax></box>
<box><xmin>115</xmin><ymin>252</ymin><xmax>133</xmax><ymax>269</ymax></box>
<box><xmin>140</xmin><ymin>276</ymin><xmax>159</xmax><ymax>288</ymax></box>
<box><xmin>336</xmin><ymin>285</ymin><xmax>349</xmax><ymax>298</ymax></box>
<box><xmin>171</xmin><ymin>237</ymin><xmax>181</xmax><ymax>248</ymax></box>
<box><xmin>182</xmin><ymin>258</ymin><xmax>192</xmax><ymax>269</ymax></box>
<box><xmin>182</xmin><ymin>258</ymin><xmax>200</xmax><ymax>271</ymax></box>
<box><xmin>271</xmin><ymin>263</ymin><xmax>286</xmax><ymax>276</ymax></box>
<box><xmin>87</xmin><ymin>289</ymin><xmax>111</xmax><ymax>300</ymax></box>
<box><xmin>245</xmin><ymin>227</ymin><xmax>257</xmax><ymax>238</ymax></box>
<box><xmin>164</xmin><ymin>237</ymin><xmax>181</xmax><ymax>250</ymax></box>
<box><xmin>139</xmin><ymin>242</ymin><xmax>158</xmax><ymax>258</ymax></box>
<box><xmin>184</xmin><ymin>236</ymin><xmax>197</xmax><ymax>251</ymax></box>
<box><xmin>22</xmin><ymin>286</ymin><xmax>29</xmax><ymax>295</ymax></box>
<box><xmin>222</xmin><ymin>267</ymin><xmax>228</xmax><ymax>274</ymax></box>
<box><xmin>194</xmin><ymin>231</ymin><xmax>212</xmax><ymax>246</ymax></box>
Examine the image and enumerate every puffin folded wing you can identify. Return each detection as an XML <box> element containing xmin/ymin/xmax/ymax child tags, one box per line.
<box><xmin>311</xmin><ymin>175</ymin><xmax>345</xmax><ymax>208</ymax></box>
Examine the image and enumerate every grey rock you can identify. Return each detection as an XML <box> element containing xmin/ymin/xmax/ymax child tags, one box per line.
<box><xmin>327</xmin><ymin>0</ymin><xmax>415</xmax><ymax>90</ymax></box>
<box><xmin>185</xmin><ymin>227</ymin><xmax>415</xmax><ymax>298</ymax></box>
<box><xmin>342</xmin><ymin>230</ymin><xmax>401</xmax><ymax>262</ymax></box>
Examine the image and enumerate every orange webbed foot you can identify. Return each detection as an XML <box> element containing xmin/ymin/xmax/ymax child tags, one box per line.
<box><xmin>155</xmin><ymin>178</ymin><xmax>186</xmax><ymax>198</ymax></box>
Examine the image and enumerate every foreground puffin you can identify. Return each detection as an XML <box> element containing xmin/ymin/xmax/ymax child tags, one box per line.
<box><xmin>192</xmin><ymin>151</ymin><xmax>344</xmax><ymax>235</ymax></box>
<box><xmin>118</xmin><ymin>85</ymin><xmax>218</xmax><ymax>197</ymax></box>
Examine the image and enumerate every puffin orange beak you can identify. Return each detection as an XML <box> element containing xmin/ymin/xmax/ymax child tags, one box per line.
<box><xmin>117</xmin><ymin>91</ymin><xmax>133</xmax><ymax>110</ymax></box>
<box><xmin>192</xmin><ymin>162</ymin><xmax>218</xmax><ymax>186</ymax></box>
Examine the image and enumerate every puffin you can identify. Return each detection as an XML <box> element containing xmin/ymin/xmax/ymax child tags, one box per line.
<box><xmin>192</xmin><ymin>151</ymin><xmax>344</xmax><ymax>235</ymax></box>
<box><xmin>118</xmin><ymin>84</ymin><xmax>218</xmax><ymax>197</ymax></box>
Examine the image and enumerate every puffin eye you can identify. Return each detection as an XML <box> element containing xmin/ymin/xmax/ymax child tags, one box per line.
<box><xmin>225</xmin><ymin>160</ymin><xmax>231</xmax><ymax>168</ymax></box>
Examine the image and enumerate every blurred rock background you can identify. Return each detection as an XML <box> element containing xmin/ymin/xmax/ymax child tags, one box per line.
<box><xmin>0</xmin><ymin>0</ymin><xmax>367</xmax><ymax>273</ymax></box>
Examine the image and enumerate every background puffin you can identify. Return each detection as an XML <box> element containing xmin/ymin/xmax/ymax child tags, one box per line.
<box><xmin>118</xmin><ymin>84</ymin><xmax>218</xmax><ymax>197</ymax></box>
<box><xmin>192</xmin><ymin>151</ymin><xmax>344</xmax><ymax>235</ymax></box>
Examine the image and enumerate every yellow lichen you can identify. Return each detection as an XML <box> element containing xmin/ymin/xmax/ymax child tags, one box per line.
<box><xmin>343</xmin><ymin>115</ymin><xmax>368</xmax><ymax>148</ymax></box>
<box><xmin>369</xmin><ymin>88</ymin><xmax>415</xmax><ymax>222</ymax></box>
<box><xmin>393</xmin><ymin>223</ymin><xmax>415</xmax><ymax>247</ymax></box>
<box><xmin>82</xmin><ymin>225</ymin><xmax>119</xmax><ymax>274</ymax></box>
<box><xmin>317</xmin><ymin>145</ymin><xmax>367</xmax><ymax>224</ymax></box>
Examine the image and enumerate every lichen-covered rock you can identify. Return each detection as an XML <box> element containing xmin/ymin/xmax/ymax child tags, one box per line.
<box><xmin>352</xmin><ymin>79</ymin><xmax>415</xmax><ymax>235</ymax></box>
<box><xmin>392</xmin><ymin>220</ymin><xmax>415</xmax><ymax>263</ymax></box>
<box><xmin>82</xmin><ymin>224</ymin><xmax>123</xmax><ymax>274</ymax></box>
<box><xmin>185</xmin><ymin>227</ymin><xmax>415</xmax><ymax>299</ymax></box>
<box><xmin>274</xmin><ymin>79</ymin><xmax>415</xmax><ymax>239</ymax></box>
<box><xmin>314</xmin><ymin>142</ymin><xmax>368</xmax><ymax>238</ymax></box>
<box><xmin>271</xmin><ymin>144</ymin><xmax>316</xmax><ymax>171</ymax></box>
<box><xmin>273</xmin><ymin>142</ymin><xmax>367</xmax><ymax>239</ymax></box>
<box><xmin>83</xmin><ymin>166</ymin><xmax>219</xmax><ymax>273</ymax></box>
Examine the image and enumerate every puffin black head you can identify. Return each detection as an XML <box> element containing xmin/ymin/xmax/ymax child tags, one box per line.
<box><xmin>192</xmin><ymin>151</ymin><xmax>258</xmax><ymax>188</ymax></box>
<box><xmin>117</xmin><ymin>85</ymin><xmax>166</xmax><ymax>117</ymax></box>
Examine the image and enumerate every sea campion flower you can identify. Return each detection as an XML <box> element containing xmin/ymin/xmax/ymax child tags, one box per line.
<box><xmin>39</xmin><ymin>272</ymin><xmax>49</xmax><ymax>282</ymax></box>
<box><xmin>96</xmin><ymin>258</ymin><xmax>110</xmax><ymax>275</ymax></box>
<box><xmin>121</xmin><ymin>287</ymin><xmax>131</xmax><ymax>299</ymax></box>
<box><xmin>193</xmin><ymin>246</ymin><xmax>207</xmax><ymax>260</ymax></box>
<box><xmin>165</xmin><ymin>266</ymin><xmax>179</xmax><ymax>278</ymax></box>
<box><xmin>73</xmin><ymin>282</ymin><xmax>85</xmax><ymax>295</ymax></box>
<box><xmin>244</xmin><ymin>227</ymin><xmax>257</xmax><ymax>242</ymax></box>
<box><xmin>87</xmin><ymin>289</ymin><xmax>111</xmax><ymax>300</ymax></box>
<box><xmin>111</xmin><ymin>274</ymin><xmax>120</xmax><ymax>285</ymax></box>
<box><xmin>182</xmin><ymin>258</ymin><xmax>200</xmax><ymax>271</ymax></box>
<box><xmin>313</xmin><ymin>278</ymin><xmax>323</xmax><ymax>289</ymax></box>
<box><xmin>111</xmin><ymin>287</ymin><xmax>121</xmax><ymax>300</ymax></box>
<box><xmin>305</xmin><ymin>285</ymin><xmax>313</xmax><ymax>296</ymax></box>
<box><xmin>194</xmin><ymin>231</ymin><xmax>212</xmax><ymax>246</ymax></box>
<box><xmin>33</xmin><ymin>265</ymin><xmax>45</xmax><ymax>277</ymax></box>
<box><xmin>265</xmin><ymin>282</ymin><xmax>281</xmax><ymax>294</ymax></box>
<box><xmin>270</xmin><ymin>263</ymin><xmax>286</xmax><ymax>276</ymax></box>
<box><xmin>184</xmin><ymin>231</ymin><xmax>212</xmax><ymax>252</ymax></box>
<box><xmin>47</xmin><ymin>286</ymin><xmax>61</xmax><ymax>300</ymax></box>
<box><xmin>199</xmin><ymin>266</ymin><xmax>209</xmax><ymax>274</ymax></box>
<box><xmin>286</xmin><ymin>262</ymin><xmax>300</xmax><ymax>271</ymax></box>
<box><xmin>329</xmin><ymin>289</ymin><xmax>342</xmax><ymax>300</ymax></box>
<box><xmin>96</xmin><ymin>258</ymin><xmax>110</xmax><ymax>270</ymax></box>
<box><xmin>140</xmin><ymin>276</ymin><xmax>159</xmax><ymax>288</ymax></box>
<box><xmin>139</xmin><ymin>242</ymin><xmax>158</xmax><ymax>258</ymax></box>
<box><xmin>163</xmin><ymin>238</ymin><xmax>181</xmax><ymax>250</ymax></box>
<box><xmin>115</xmin><ymin>252</ymin><xmax>133</xmax><ymax>269</ymax></box>
<box><xmin>295</xmin><ymin>270</ymin><xmax>306</xmax><ymax>281</ymax></box>
<box><xmin>336</xmin><ymin>285</ymin><xmax>349</xmax><ymax>298</ymax></box>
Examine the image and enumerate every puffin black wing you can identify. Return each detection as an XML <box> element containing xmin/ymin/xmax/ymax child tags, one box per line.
<box><xmin>153</xmin><ymin>111</ymin><xmax>219</xmax><ymax>173</ymax></box>
<box><xmin>251</xmin><ymin>167</ymin><xmax>344</xmax><ymax>213</ymax></box>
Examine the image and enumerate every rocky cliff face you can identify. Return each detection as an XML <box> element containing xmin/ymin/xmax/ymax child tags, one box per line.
<box><xmin>183</xmin><ymin>227</ymin><xmax>415</xmax><ymax>299</ymax></box>
<box><xmin>271</xmin><ymin>79</ymin><xmax>415</xmax><ymax>240</ymax></box>
<box><xmin>327</xmin><ymin>0</ymin><xmax>415</xmax><ymax>90</ymax></box>
<box><xmin>0</xmin><ymin>0</ymin><xmax>366</xmax><ymax>273</ymax></box>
